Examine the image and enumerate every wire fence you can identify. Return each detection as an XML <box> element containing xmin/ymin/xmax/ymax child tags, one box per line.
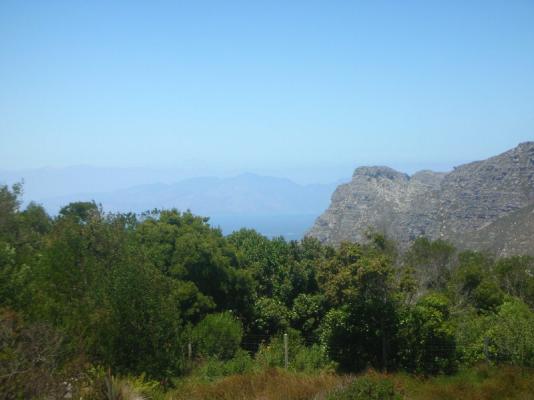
<box><xmin>181</xmin><ymin>331</ymin><xmax>531</xmax><ymax>370</ymax></box>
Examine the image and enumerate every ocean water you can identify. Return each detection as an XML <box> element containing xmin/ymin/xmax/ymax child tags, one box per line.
<box><xmin>209</xmin><ymin>214</ymin><xmax>318</xmax><ymax>241</ymax></box>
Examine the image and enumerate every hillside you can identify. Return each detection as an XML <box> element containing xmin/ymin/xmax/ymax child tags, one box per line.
<box><xmin>308</xmin><ymin>142</ymin><xmax>534</xmax><ymax>255</ymax></box>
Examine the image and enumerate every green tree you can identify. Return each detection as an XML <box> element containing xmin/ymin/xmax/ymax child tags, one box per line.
<box><xmin>58</xmin><ymin>201</ymin><xmax>100</xmax><ymax>223</ymax></box>
<box><xmin>252</xmin><ymin>297</ymin><xmax>292</xmax><ymax>336</ymax></box>
<box><xmin>136</xmin><ymin>210</ymin><xmax>255</xmax><ymax>322</ymax></box>
<box><xmin>485</xmin><ymin>299</ymin><xmax>534</xmax><ymax>366</ymax></box>
<box><xmin>0</xmin><ymin>183</ymin><xmax>22</xmax><ymax>242</ymax></box>
<box><xmin>291</xmin><ymin>293</ymin><xmax>326</xmax><ymax>339</ymax></box>
<box><xmin>192</xmin><ymin>312</ymin><xmax>244</xmax><ymax>360</ymax></box>
<box><xmin>319</xmin><ymin>243</ymin><xmax>398</xmax><ymax>371</ymax></box>
<box><xmin>228</xmin><ymin>229</ymin><xmax>291</xmax><ymax>300</ymax></box>
<box><xmin>398</xmin><ymin>293</ymin><xmax>457</xmax><ymax>374</ymax></box>
<box><xmin>404</xmin><ymin>238</ymin><xmax>456</xmax><ymax>291</ymax></box>
<box><xmin>495</xmin><ymin>256</ymin><xmax>534</xmax><ymax>308</ymax></box>
<box><xmin>450</xmin><ymin>251</ymin><xmax>503</xmax><ymax>313</ymax></box>
<box><xmin>105</xmin><ymin>260</ymin><xmax>193</xmax><ymax>376</ymax></box>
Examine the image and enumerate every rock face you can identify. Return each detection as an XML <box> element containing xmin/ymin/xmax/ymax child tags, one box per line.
<box><xmin>308</xmin><ymin>142</ymin><xmax>534</xmax><ymax>256</ymax></box>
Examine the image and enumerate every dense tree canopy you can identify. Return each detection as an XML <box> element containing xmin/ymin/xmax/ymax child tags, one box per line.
<box><xmin>1</xmin><ymin>183</ymin><xmax>534</xmax><ymax>396</ymax></box>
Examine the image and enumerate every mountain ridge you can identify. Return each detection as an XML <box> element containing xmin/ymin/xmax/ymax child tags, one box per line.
<box><xmin>308</xmin><ymin>141</ymin><xmax>534</xmax><ymax>256</ymax></box>
<box><xmin>35</xmin><ymin>173</ymin><xmax>338</xmax><ymax>217</ymax></box>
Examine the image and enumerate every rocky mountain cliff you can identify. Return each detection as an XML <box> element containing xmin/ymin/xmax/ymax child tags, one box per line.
<box><xmin>308</xmin><ymin>142</ymin><xmax>534</xmax><ymax>256</ymax></box>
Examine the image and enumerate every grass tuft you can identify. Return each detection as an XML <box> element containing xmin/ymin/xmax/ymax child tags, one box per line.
<box><xmin>169</xmin><ymin>368</ymin><xmax>347</xmax><ymax>400</ymax></box>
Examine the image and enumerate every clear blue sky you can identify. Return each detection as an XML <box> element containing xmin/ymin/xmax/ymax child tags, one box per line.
<box><xmin>1</xmin><ymin>0</ymin><xmax>533</xmax><ymax>182</ymax></box>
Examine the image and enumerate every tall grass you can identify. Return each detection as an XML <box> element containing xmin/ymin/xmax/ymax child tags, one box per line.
<box><xmin>390</xmin><ymin>364</ymin><xmax>534</xmax><ymax>400</ymax></box>
<box><xmin>166</xmin><ymin>364</ymin><xmax>534</xmax><ymax>400</ymax></box>
<box><xmin>169</xmin><ymin>369</ymin><xmax>347</xmax><ymax>400</ymax></box>
<box><xmin>70</xmin><ymin>363</ymin><xmax>534</xmax><ymax>400</ymax></box>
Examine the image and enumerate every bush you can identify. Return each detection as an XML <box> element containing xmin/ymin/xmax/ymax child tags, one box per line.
<box><xmin>256</xmin><ymin>329</ymin><xmax>334</xmax><ymax>372</ymax></box>
<box><xmin>485</xmin><ymin>299</ymin><xmax>534</xmax><ymax>366</ymax></box>
<box><xmin>397</xmin><ymin>293</ymin><xmax>457</xmax><ymax>374</ymax></box>
<box><xmin>193</xmin><ymin>349</ymin><xmax>256</xmax><ymax>380</ymax></box>
<box><xmin>455</xmin><ymin>299</ymin><xmax>534</xmax><ymax>367</ymax></box>
<box><xmin>291</xmin><ymin>293</ymin><xmax>326</xmax><ymax>339</ymax></box>
<box><xmin>455</xmin><ymin>310</ymin><xmax>490</xmax><ymax>365</ymax></box>
<box><xmin>77</xmin><ymin>367</ymin><xmax>163</xmax><ymax>400</ymax></box>
<box><xmin>292</xmin><ymin>344</ymin><xmax>334</xmax><ymax>373</ymax></box>
<box><xmin>192</xmin><ymin>312</ymin><xmax>243</xmax><ymax>360</ymax></box>
<box><xmin>0</xmin><ymin>309</ymin><xmax>64</xmax><ymax>399</ymax></box>
<box><xmin>252</xmin><ymin>297</ymin><xmax>292</xmax><ymax>336</ymax></box>
<box><xmin>326</xmin><ymin>375</ymin><xmax>401</xmax><ymax>400</ymax></box>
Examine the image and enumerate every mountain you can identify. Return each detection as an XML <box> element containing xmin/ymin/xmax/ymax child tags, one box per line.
<box><xmin>0</xmin><ymin>165</ymin><xmax>204</xmax><ymax>200</ymax></box>
<box><xmin>36</xmin><ymin>173</ymin><xmax>336</xmax><ymax>216</ymax></box>
<box><xmin>308</xmin><ymin>142</ymin><xmax>534</xmax><ymax>256</ymax></box>
<box><xmin>15</xmin><ymin>173</ymin><xmax>338</xmax><ymax>239</ymax></box>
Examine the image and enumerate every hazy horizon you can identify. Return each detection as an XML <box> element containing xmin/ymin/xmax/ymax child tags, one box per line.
<box><xmin>1</xmin><ymin>1</ymin><xmax>533</xmax><ymax>182</ymax></box>
<box><xmin>1</xmin><ymin>1</ymin><xmax>533</xmax><ymax>237</ymax></box>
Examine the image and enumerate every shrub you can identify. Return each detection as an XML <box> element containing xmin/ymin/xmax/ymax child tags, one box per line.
<box><xmin>326</xmin><ymin>375</ymin><xmax>401</xmax><ymax>400</ymax></box>
<box><xmin>485</xmin><ymin>299</ymin><xmax>534</xmax><ymax>366</ymax></box>
<box><xmin>455</xmin><ymin>299</ymin><xmax>534</xmax><ymax>367</ymax></box>
<box><xmin>192</xmin><ymin>312</ymin><xmax>243</xmax><ymax>360</ymax></box>
<box><xmin>256</xmin><ymin>329</ymin><xmax>334</xmax><ymax>372</ymax></box>
<box><xmin>291</xmin><ymin>293</ymin><xmax>326</xmax><ymax>339</ymax></box>
<box><xmin>252</xmin><ymin>297</ymin><xmax>292</xmax><ymax>336</ymax></box>
<box><xmin>397</xmin><ymin>293</ymin><xmax>457</xmax><ymax>374</ymax></box>
<box><xmin>292</xmin><ymin>344</ymin><xmax>334</xmax><ymax>373</ymax></box>
<box><xmin>193</xmin><ymin>349</ymin><xmax>256</xmax><ymax>380</ymax></box>
<box><xmin>77</xmin><ymin>367</ymin><xmax>163</xmax><ymax>400</ymax></box>
<box><xmin>454</xmin><ymin>310</ymin><xmax>490</xmax><ymax>365</ymax></box>
<box><xmin>0</xmin><ymin>309</ymin><xmax>64</xmax><ymax>399</ymax></box>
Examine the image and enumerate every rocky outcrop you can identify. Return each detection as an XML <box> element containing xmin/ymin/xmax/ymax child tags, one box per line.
<box><xmin>308</xmin><ymin>142</ymin><xmax>534</xmax><ymax>256</ymax></box>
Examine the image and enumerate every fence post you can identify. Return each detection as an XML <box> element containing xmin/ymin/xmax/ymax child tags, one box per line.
<box><xmin>188</xmin><ymin>342</ymin><xmax>192</xmax><ymax>361</ymax></box>
<box><xmin>284</xmin><ymin>333</ymin><xmax>289</xmax><ymax>370</ymax></box>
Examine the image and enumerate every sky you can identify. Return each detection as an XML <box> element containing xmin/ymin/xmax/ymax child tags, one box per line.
<box><xmin>1</xmin><ymin>0</ymin><xmax>533</xmax><ymax>183</ymax></box>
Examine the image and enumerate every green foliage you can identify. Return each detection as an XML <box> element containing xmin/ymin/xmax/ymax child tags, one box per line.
<box><xmin>252</xmin><ymin>297</ymin><xmax>292</xmax><ymax>336</ymax></box>
<box><xmin>485</xmin><ymin>299</ymin><xmax>534</xmax><ymax>366</ymax></box>
<box><xmin>192</xmin><ymin>349</ymin><xmax>256</xmax><ymax>380</ymax></box>
<box><xmin>319</xmin><ymin>243</ymin><xmax>398</xmax><ymax>372</ymax></box>
<box><xmin>0</xmin><ymin>242</ymin><xmax>17</xmax><ymax>307</ymax></box>
<box><xmin>0</xmin><ymin>309</ymin><xmax>64</xmax><ymax>399</ymax></box>
<box><xmin>0</xmin><ymin>183</ymin><xmax>22</xmax><ymax>241</ymax></box>
<box><xmin>59</xmin><ymin>201</ymin><xmax>100</xmax><ymax>223</ymax></box>
<box><xmin>104</xmin><ymin>261</ymin><xmax>192</xmax><ymax>376</ymax></box>
<box><xmin>495</xmin><ymin>256</ymin><xmax>534</xmax><ymax>308</ymax></box>
<box><xmin>292</xmin><ymin>343</ymin><xmax>335</xmax><ymax>373</ymax></box>
<box><xmin>136</xmin><ymin>210</ymin><xmax>255</xmax><ymax>322</ymax></box>
<box><xmin>256</xmin><ymin>329</ymin><xmax>333</xmax><ymax>372</ymax></box>
<box><xmin>2</xmin><ymin>180</ymin><xmax>534</xmax><ymax>384</ymax></box>
<box><xmin>326</xmin><ymin>375</ymin><xmax>401</xmax><ymax>400</ymax></box>
<box><xmin>404</xmin><ymin>237</ymin><xmax>456</xmax><ymax>290</ymax></box>
<box><xmin>80</xmin><ymin>367</ymin><xmax>163</xmax><ymax>400</ymax></box>
<box><xmin>456</xmin><ymin>299</ymin><xmax>534</xmax><ymax>367</ymax></box>
<box><xmin>398</xmin><ymin>293</ymin><xmax>457</xmax><ymax>374</ymax></box>
<box><xmin>228</xmin><ymin>229</ymin><xmax>288</xmax><ymax>298</ymax></box>
<box><xmin>471</xmin><ymin>279</ymin><xmax>504</xmax><ymax>313</ymax></box>
<box><xmin>454</xmin><ymin>310</ymin><xmax>491</xmax><ymax>365</ymax></box>
<box><xmin>291</xmin><ymin>293</ymin><xmax>326</xmax><ymax>339</ymax></box>
<box><xmin>450</xmin><ymin>251</ymin><xmax>504</xmax><ymax>313</ymax></box>
<box><xmin>192</xmin><ymin>312</ymin><xmax>244</xmax><ymax>360</ymax></box>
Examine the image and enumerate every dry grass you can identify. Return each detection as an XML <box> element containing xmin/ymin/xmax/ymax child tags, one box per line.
<box><xmin>168</xmin><ymin>368</ymin><xmax>349</xmax><ymax>400</ymax></box>
<box><xmin>388</xmin><ymin>364</ymin><xmax>534</xmax><ymax>400</ymax></box>
<box><xmin>165</xmin><ymin>365</ymin><xmax>534</xmax><ymax>400</ymax></box>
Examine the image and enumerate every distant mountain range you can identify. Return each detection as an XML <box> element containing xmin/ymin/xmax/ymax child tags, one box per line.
<box><xmin>308</xmin><ymin>142</ymin><xmax>534</xmax><ymax>256</ymax></box>
<box><xmin>7</xmin><ymin>142</ymin><xmax>533</xmax><ymax>248</ymax></box>
<box><xmin>0</xmin><ymin>169</ymin><xmax>339</xmax><ymax>239</ymax></box>
<box><xmin>37</xmin><ymin>173</ymin><xmax>338</xmax><ymax>216</ymax></box>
